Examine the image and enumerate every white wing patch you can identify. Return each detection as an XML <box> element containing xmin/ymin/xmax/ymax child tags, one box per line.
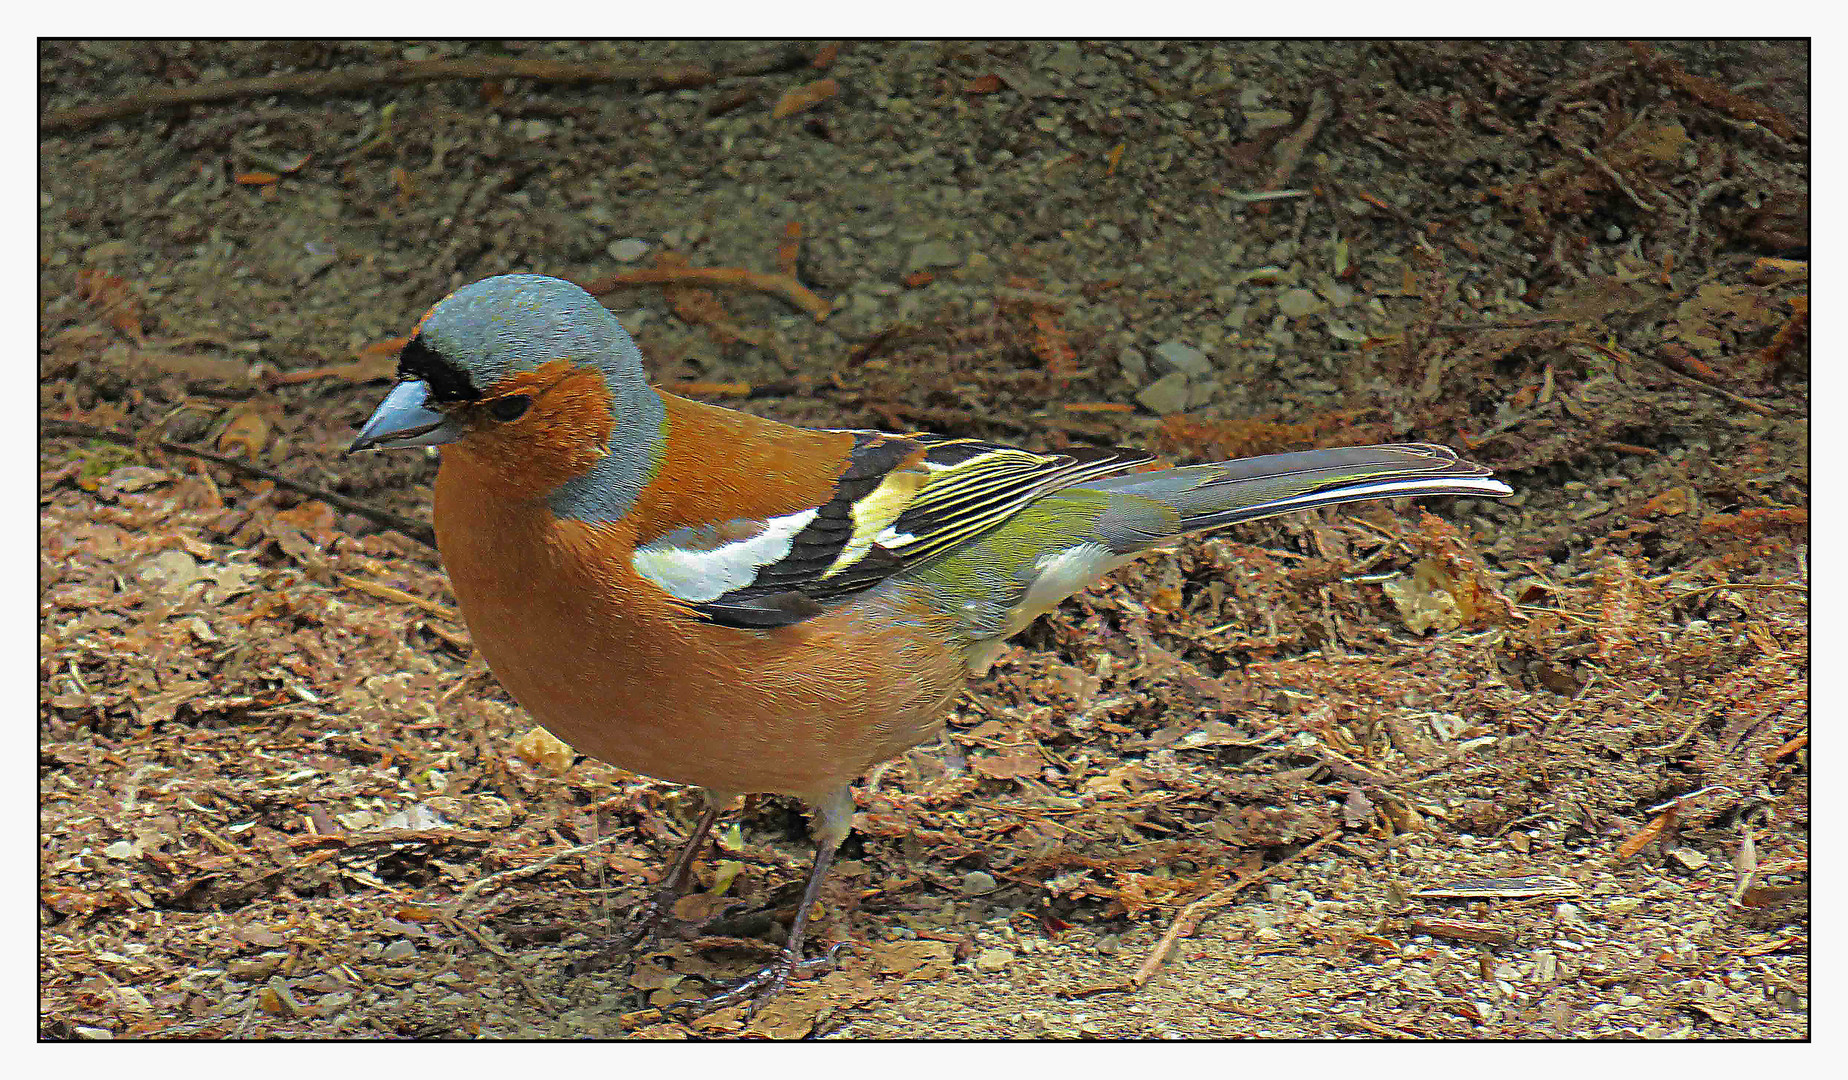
<box><xmin>633</xmin><ymin>509</ymin><xmax>819</xmax><ymax>603</ymax></box>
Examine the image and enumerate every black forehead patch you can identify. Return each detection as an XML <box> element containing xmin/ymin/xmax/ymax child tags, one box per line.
<box><xmin>397</xmin><ymin>335</ymin><xmax>481</xmax><ymax>403</ymax></box>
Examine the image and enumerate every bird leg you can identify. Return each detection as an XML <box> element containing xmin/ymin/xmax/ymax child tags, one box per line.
<box><xmin>626</xmin><ymin>796</ymin><xmax>730</xmax><ymax>942</ymax></box>
<box><xmin>569</xmin><ymin>794</ymin><xmax>729</xmax><ymax>974</ymax></box>
<box><xmin>666</xmin><ymin>786</ymin><xmax>857</xmax><ymax>1018</ymax></box>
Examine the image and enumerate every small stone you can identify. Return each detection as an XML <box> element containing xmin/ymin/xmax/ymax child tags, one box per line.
<box><xmin>1277</xmin><ymin>287</ymin><xmax>1324</xmax><ymax>319</ymax></box>
<box><xmin>961</xmin><ymin>870</ymin><xmax>998</xmax><ymax>895</ymax></box>
<box><xmin>1668</xmin><ymin>847</ymin><xmax>1710</xmax><ymax>872</ymax></box>
<box><xmin>1607</xmin><ymin>897</ymin><xmax>1643</xmax><ymax>915</ymax></box>
<box><xmin>381</xmin><ymin>940</ymin><xmax>418</xmax><ymax>962</ymax></box>
<box><xmin>974</xmin><ymin>947</ymin><xmax>1013</xmax><ymax>973</ymax></box>
<box><xmin>606</xmin><ymin>238</ymin><xmax>652</xmax><ymax>263</ymax></box>
<box><xmin>102</xmin><ymin>840</ymin><xmax>137</xmax><ymax>860</ymax></box>
<box><xmin>1620</xmin><ymin>994</ymin><xmax>1644</xmax><ymax>1007</ymax></box>
<box><xmin>262</xmin><ymin>976</ymin><xmax>303</xmax><ymax>1017</ymax></box>
<box><xmin>1118</xmin><ymin>346</ymin><xmax>1149</xmax><ymax>385</ymax></box>
<box><xmin>1095</xmin><ymin>934</ymin><xmax>1121</xmax><ymax>955</ymax></box>
<box><xmin>1314</xmin><ymin>276</ymin><xmax>1355</xmax><ymax>307</ymax></box>
<box><xmin>907</xmin><ymin>240</ymin><xmax>963</xmax><ymax>271</ymax></box>
<box><xmin>1134</xmin><ymin>372</ymin><xmax>1190</xmax><ymax>415</ymax></box>
<box><xmin>1046</xmin><ymin>42</ymin><xmax>1083</xmax><ymax>75</ymax></box>
<box><xmin>1151</xmin><ymin>340</ymin><xmax>1211</xmax><ymax>378</ymax></box>
<box><xmin>84</xmin><ymin>239</ymin><xmax>131</xmax><ymax>265</ymax></box>
<box><xmin>1235</xmin><ymin>266</ymin><xmax>1287</xmax><ymax>286</ymax></box>
<box><xmin>73</xmin><ymin>1026</ymin><xmax>114</xmax><ymax>1040</ymax></box>
<box><xmin>136</xmin><ymin>550</ymin><xmax>201</xmax><ymax>593</ymax></box>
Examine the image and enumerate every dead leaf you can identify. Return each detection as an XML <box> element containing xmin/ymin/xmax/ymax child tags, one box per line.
<box><xmin>76</xmin><ymin>269</ymin><xmax>146</xmax><ymax>344</ymax></box>
<box><xmin>972</xmin><ymin>743</ymin><xmax>1042</xmax><ymax>781</ymax></box>
<box><xmin>513</xmin><ymin>726</ymin><xmax>576</xmax><ymax>775</ymax></box>
<box><xmin>216</xmin><ymin>409</ymin><xmax>271</xmax><ymax>458</ymax></box>
<box><xmin>772</xmin><ymin>78</ymin><xmax>839</xmax><ymax>120</ymax></box>
<box><xmin>1615</xmin><ymin>807</ymin><xmax>1675</xmax><ymax>863</ymax></box>
<box><xmin>1029</xmin><ymin>309</ymin><xmax>1076</xmax><ymax>382</ymax></box>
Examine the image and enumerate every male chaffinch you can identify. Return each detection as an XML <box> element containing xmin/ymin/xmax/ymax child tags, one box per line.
<box><xmin>352</xmin><ymin>274</ymin><xmax>1511</xmax><ymax>1010</ymax></box>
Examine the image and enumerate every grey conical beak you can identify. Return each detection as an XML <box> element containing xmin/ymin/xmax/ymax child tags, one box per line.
<box><xmin>349</xmin><ymin>381</ymin><xmax>461</xmax><ymax>453</ymax></box>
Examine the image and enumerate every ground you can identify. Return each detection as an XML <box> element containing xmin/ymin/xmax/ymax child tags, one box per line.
<box><xmin>39</xmin><ymin>40</ymin><xmax>1807</xmax><ymax>1040</ymax></box>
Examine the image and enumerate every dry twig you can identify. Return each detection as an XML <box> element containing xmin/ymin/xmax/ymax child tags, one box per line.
<box><xmin>42</xmin><ymin>57</ymin><xmax>720</xmax><ymax>132</ymax></box>
<box><xmin>1625</xmin><ymin>42</ymin><xmax>1802</xmax><ymax>142</ymax></box>
<box><xmin>1070</xmin><ymin>830</ymin><xmax>1339</xmax><ymax>997</ymax></box>
<box><xmin>577</xmin><ymin>266</ymin><xmax>832</xmax><ymax>322</ymax></box>
<box><xmin>41</xmin><ymin>420</ymin><xmax>437</xmax><ymax>547</ymax></box>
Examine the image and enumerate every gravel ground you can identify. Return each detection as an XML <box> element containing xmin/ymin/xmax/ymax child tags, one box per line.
<box><xmin>40</xmin><ymin>40</ymin><xmax>1807</xmax><ymax>1040</ymax></box>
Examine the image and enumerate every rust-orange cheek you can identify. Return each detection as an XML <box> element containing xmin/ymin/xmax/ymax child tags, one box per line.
<box><xmin>450</xmin><ymin>360</ymin><xmax>617</xmax><ymax>497</ymax></box>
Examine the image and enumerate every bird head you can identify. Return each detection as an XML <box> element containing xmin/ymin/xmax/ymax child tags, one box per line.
<box><xmin>351</xmin><ymin>275</ymin><xmax>665</xmax><ymax>515</ymax></box>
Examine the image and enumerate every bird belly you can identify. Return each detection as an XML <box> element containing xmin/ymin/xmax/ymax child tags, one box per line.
<box><xmin>435</xmin><ymin>487</ymin><xmax>964</xmax><ymax>800</ymax></box>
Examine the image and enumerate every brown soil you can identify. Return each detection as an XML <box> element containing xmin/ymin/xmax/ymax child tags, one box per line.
<box><xmin>40</xmin><ymin>40</ymin><xmax>1807</xmax><ymax>1040</ymax></box>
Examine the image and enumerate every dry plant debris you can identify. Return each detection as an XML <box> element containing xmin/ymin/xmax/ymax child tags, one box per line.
<box><xmin>41</xmin><ymin>40</ymin><xmax>1804</xmax><ymax>1040</ymax></box>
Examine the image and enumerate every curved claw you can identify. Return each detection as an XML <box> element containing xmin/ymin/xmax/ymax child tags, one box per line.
<box><xmin>664</xmin><ymin>939</ymin><xmax>860</xmax><ymax>1020</ymax></box>
<box><xmin>565</xmin><ymin>891</ymin><xmax>678</xmax><ymax>976</ymax></box>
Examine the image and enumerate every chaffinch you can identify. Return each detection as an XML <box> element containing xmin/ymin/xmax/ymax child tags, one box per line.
<box><xmin>352</xmin><ymin>273</ymin><xmax>1511</xmax><ymax>1010</ymax></box>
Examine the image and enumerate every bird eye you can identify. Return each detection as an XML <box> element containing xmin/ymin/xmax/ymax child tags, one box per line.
<box><xmin>488</xmin><ymin>395</ymin><xmax>531</xmax><ymax>422</ymax></box>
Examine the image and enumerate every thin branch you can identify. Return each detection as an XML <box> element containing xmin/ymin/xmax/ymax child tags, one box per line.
<box><xmin>41</xmin><ymin>57</ymin><xmax>718</xmax><ymax>132</ymax></box>
<box><xmin>1626</xmin><ymin>41</ymin><xmax>1803</xmax><ymax>142</ymax></box>
<box><xmin>1560</xmin><ymin>139</ymin><xmax>1656</xmax><ymax>212</ymax></box>
<box><xmin>576</xmin><ymin>266</ymin><xmax>833</xmax><ymax>322</ymax></box>
<box><xmin>1068</xmin><ymin>829</ymin><xmax>1340</xmax><ymax>998</ymax></box>
<box><xmin>41</xmin><ymin>420</ymin><xmax>436</xmax><ymax>548</ymax></box>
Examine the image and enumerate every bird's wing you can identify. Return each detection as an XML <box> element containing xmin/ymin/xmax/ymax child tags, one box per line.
<box><xmin>630</xmin><ymin>430</ymin><xmax>1152</xmax><ymax>628</ymax></box>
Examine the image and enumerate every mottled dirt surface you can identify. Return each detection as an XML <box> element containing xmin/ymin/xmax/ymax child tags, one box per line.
<box><xmin>40</xmin><ymin>40</ymin><xmax>1807</xmax><ymax>1040</ymax></box>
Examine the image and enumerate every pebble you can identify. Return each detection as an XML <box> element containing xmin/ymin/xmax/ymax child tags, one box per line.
<box><xmin>1046</xmin><ymin>42</ymin><xmax>1084</xmax><ymax>75</ymax></box>
<box><xmin>974</xmin><ymin>948</ymin><xmax>1014</xmax><ymax>973</ymax></box>
<box><xmin>1095</xmin><ymin>934</ymin><xmax>1121</xmax><ymax>955</ymax></box>
<box><xmin>1134</xmin><ymin>372</ymin><xmax>1190</xmax><ymax>415</ymax></box>
<box><xmin>1668</xmin><ymin>847</ymin><xmax>1710</xmax><ymax>871</ymax></box>
<box><xmin>381</xmin><ymin>940</ymin><xmax>418</xmax><ymax>962</ymax></box>
<box><xmin>1118</xmin><ymin>345</ymin><xmax>1149</xmax><ymax>385</ymax></box>
<box><xmin>606</xmin><ymin>238</ymin><xmax>652</xmax><ymax>262</ymax></box>
<box><xmin>1276</xmin><ymin>287</ymin><xmax>1324</xmax><ymax>319</ymax></box>
<box><xmin>907</xmin><ymin>240</ymin><xmax>963</xmax><ymax>271</ymax></box>
<box><xmin>961</xmin><ymin>870</ymin><xmax>998</xmax><ymax>895</ymax></box>
<box><xmin>1619</xmin><ymin>994</ymin><xmax>1644</xmax><ymax>1007</ymax></box>
<box><xmin>1151</xmin><ymin>340</ymin><xmax>1212</xmax><ymax>378</ymax></box>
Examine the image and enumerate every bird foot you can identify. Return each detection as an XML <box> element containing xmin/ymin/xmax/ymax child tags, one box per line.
<box><xmin>665</xmin><ymin>940</ymin><xmax>858</xmax><ymax>1020</ymax></box>
<box><xmin>565</xmin><ymin>887</ymin><xmax>698</xmax><ymax>975</ymax></box>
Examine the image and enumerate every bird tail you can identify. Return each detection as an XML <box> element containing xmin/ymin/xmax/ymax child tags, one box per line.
<box><xmin>1076</xmin><ymin>442</ymin><xmax>1510</xmax><ymax>549</ymax></box>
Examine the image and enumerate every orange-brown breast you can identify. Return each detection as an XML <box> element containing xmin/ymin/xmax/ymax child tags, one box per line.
<box><xmin>431</xmin><ymin>391</ymin><xmax>968</xmax><ymax>801</ymax></box>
